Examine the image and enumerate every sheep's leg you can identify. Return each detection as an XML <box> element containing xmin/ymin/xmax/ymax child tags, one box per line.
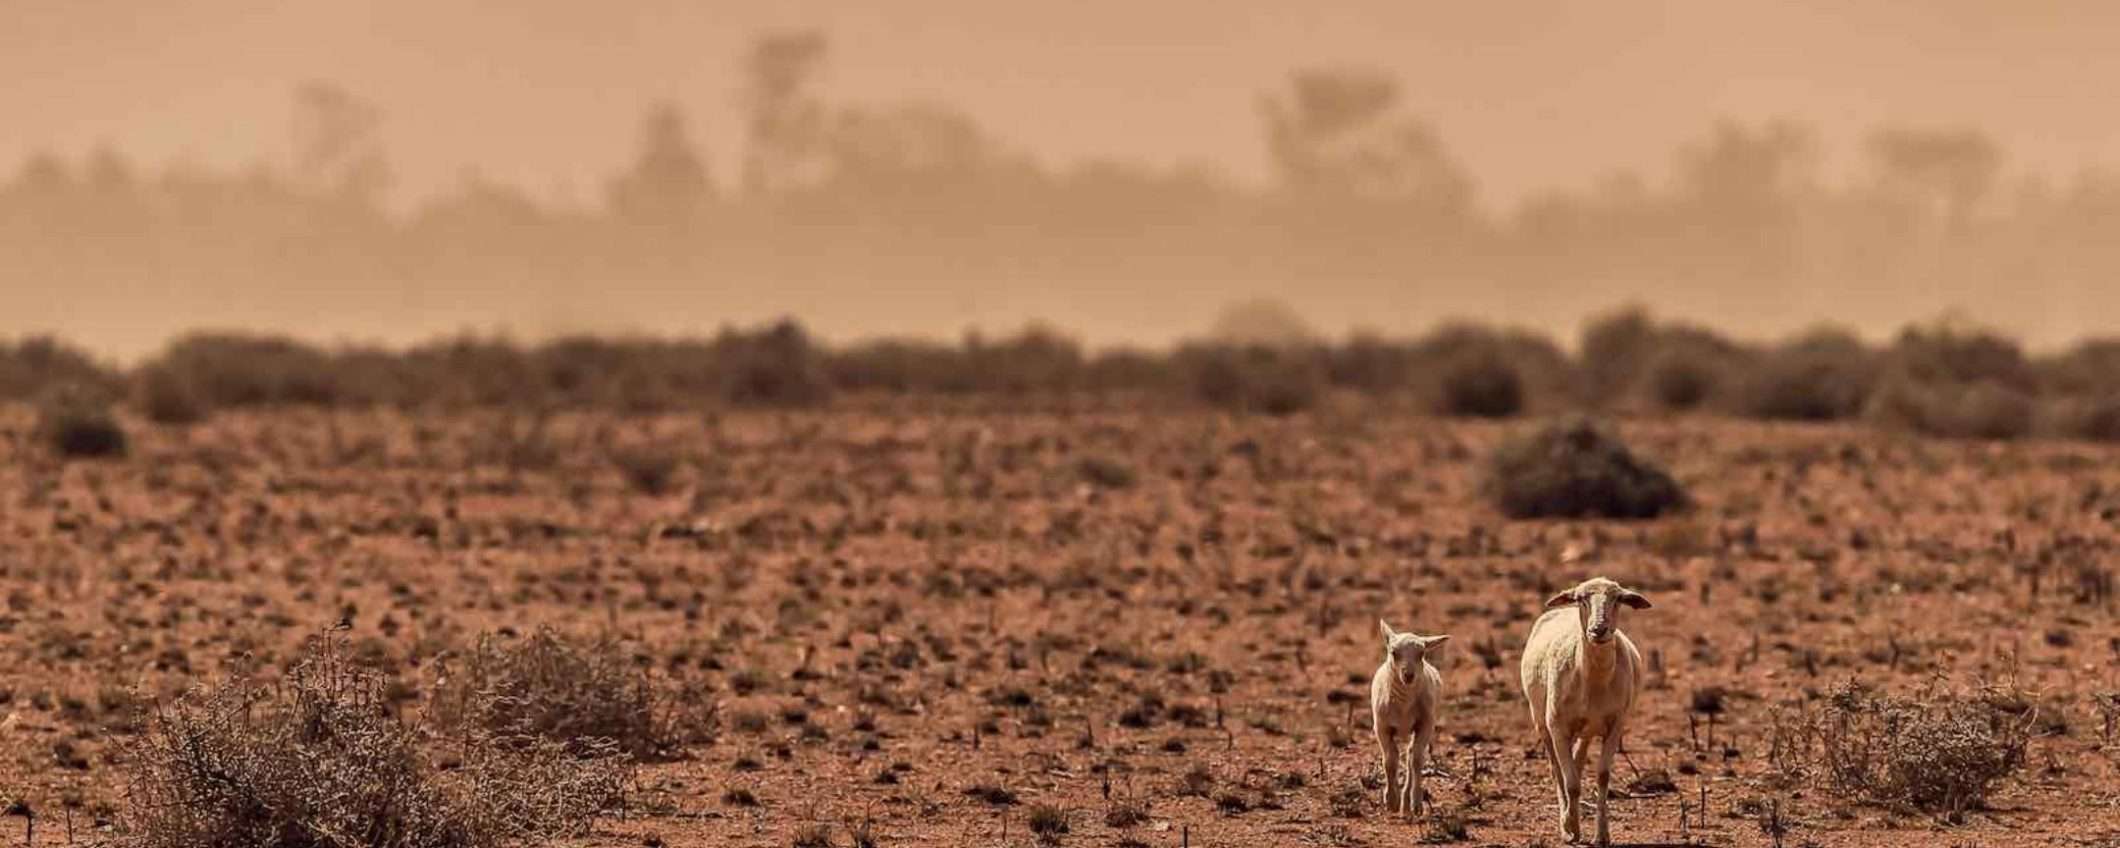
<box><xmin>1378</xmin><ymin>728</ymin><xmax>1401</xmax><ymax>813</ymax></box>
<box><xmin>1407</xmin><ymin>713</ymin><xmax>1434</xmax><ymax>817</ymax></box>
<box><xmin>1595</xmin><ymin>731</ymin><xmax>1619</xmax><ymax>846</ymax></box>
<box><xmin>1548</xmin><ymin>725</ymin><xmax>1581</xmax><ymax>843</ymax></box>
<box><xmin>1535</xmin><ymin>723</ymin><xmax>1568</xmax><ymax>838</ymax></box>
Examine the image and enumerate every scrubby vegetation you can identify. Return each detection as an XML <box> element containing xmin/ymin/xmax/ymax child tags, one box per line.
<box><xmin>1486</xmin><ymin>416</ymin><xmax>1687</xmax><ymax>519</ymax></box>
<box><xmin>433</xmin><ymin>628</ymin><xmax>696</xmax><ymax>761</ymax></box>
<box><xmin>34</xmin><ymin>386</ymin><xmax>127</xmax><ymax>458</ymax></box>
<box><xmin>13</xmin><ymin>307</ymin><xmax>2120</xmax><ymax>443</ymax></box>
<box><xmin>1793</xmin><ymin>680</ymin><xmax>2034</xmax><ymax>822</ymax></box>
<box><xmin>123</xmin><ymin>635</ymin><xmax>627</xmax><ymax>848</ymax></box>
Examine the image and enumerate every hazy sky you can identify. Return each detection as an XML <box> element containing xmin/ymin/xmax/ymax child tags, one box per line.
<box><xmin>6</xmin><ymin>1</ymin><xmax>2117</xmax><ymax>210</ymax></box>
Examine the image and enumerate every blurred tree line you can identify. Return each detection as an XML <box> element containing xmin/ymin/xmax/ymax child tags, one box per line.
<box><xmin>3</xmin><ymin>30</ymin><xmax>2118</xmax><ymax>350</ymax></box>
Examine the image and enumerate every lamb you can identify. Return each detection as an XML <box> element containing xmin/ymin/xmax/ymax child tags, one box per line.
<box><xmin>1519</xmin><ymin>577</ymin><xmax>1652</xmax><ymax>845</ymax></box>
<box><xmin>1371</xmin><ymin>620</ymin><xmax>1448</xmax><ymax>818</ymax></box>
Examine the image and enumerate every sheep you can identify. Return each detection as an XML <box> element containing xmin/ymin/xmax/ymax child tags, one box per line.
<box><xmin>1519</xmin><ymin>577</ymin><xmax>1652</xmax><ymax>845</ymax></box>
<box><xmin>1371</xmin><ymin>620</ymin><xmax>1448</xmax><ymax>818</ymax></box>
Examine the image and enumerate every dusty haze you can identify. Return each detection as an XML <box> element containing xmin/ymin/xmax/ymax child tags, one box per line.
<box><xmin>3</xmin><ymin>1</ymin><xmax>2118</xmax><ymax>358</ymax></box>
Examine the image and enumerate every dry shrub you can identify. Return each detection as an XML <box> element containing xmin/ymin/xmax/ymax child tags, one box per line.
<box><xmin>1578</xmin><ymin>308</ymin><xmax>1748</xmax><ymax>411</ymax></box>
<box><xmin>1180</xmin><ymin>344</ymin><xmax>1323</xmax><ymax>415</ymax></box>
<box><xmin>434</xmin><ymin>628</ymin><xmax>692</xmax><ymax>761</ymax></box>
<box><xmin>613</xmin><ymin>447</ymin><xmax>682</xmax><ymax>495</ymax></box>
<box><xmin>1867</xmin><ymin>322</ymin><xmax>2036</xmax><ymax>439</ymax></box>
<box><xmin>1418</xmin><ymin>324</ymin><xmax>1569</xmax><ymax>416</ymax></box>
<box><xmin>1732</xmin><ymin>328</ymin><xmax>1878</xmax><ymax>421</ymax></box>
<box><xmin>1434</xmin><ymin>350</ymin><xmax>1523</xmax><ymax>418</ymax></box>
<box><xmin>1486</xmin><ymin>416</ymin><xmax>1687</xmax><ymax>519</ymax></box>
<box><xmin>719</xmin><ymin>320</ymin><xmax>833</xmax><ymax>407</ymax></box>
<box><xmin>1868</xmin><ymin>377</ymin><xmax>2034</xmax><ymax>440</ymax></box>
<box><xmin>123</xmin><ymin>635</ymin><xmax>625</xmax><ymax>848</ymax></box>
<box><xmin>1810</xmin><ymin>680</ymin><xmax>2032</xmax><ymax>821</ymax></box>
<box><xmin>2044</xmin><ymin>394</ymin><xmax>2120</xmax><ymax>443</ymax></box>
<box><xmin>0</xmin><ymin>335</ymin><xmax>117</xmax><ymax>401</ymax></box>
<box><xmin>148</xmin><ymin>332</ymin><xmax>355</xmax><ymax>408</ymax></box>
<box><xmin>133</xmin><ymin>365</ymin><xmax>209</xmax><ymax>425</ymax></box>
<box><xmin>35</xmin><ymin>386</ymin><xmax>127</xmax><ymax>458</ymax></box>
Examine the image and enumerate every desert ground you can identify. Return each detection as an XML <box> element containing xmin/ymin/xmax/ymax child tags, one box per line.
<box><xmin>3</xmin><ymin>401</ymin><xmax>2117</xmax><ymax>847</ymax></box>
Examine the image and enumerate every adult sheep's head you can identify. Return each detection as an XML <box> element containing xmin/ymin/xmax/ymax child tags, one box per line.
<box><xmin>1545</xmin><ymin>577</ymin><xmax>1651</xmax><ymax>645</ymax></box>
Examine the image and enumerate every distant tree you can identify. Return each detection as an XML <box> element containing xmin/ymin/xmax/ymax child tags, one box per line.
<box><xmin>1259</xmin><ymin>67</ymin><xmax>1473</xmax><ymax>214</ymax></box>
<box><xmin>1675</xmin><ymin>119</ymin><xmax>1816</xmax><ymax>271</ymax></box>
<box><xmin>291</xmin><ymin>81</ymin><xmax>389</xmax><ymax>206</ymax></box>
<box><xmin>740</xmin><ymin>29</ymin><xmax>829</xmax><ymax>195</ymax></box>
<box><xmin>1866</xmin><ymin>127</ymin><xmax>2002</xmax><ymax>230</ymax></box>
<box><xmin>821</xmin><ymin>102</ymin><xmax>1036</xmax><ymax>209</ymax></box>
<box><xmin>606</xmin><ymin>102</ymin><xmax>714</xmax><ymax>225</ymax></box>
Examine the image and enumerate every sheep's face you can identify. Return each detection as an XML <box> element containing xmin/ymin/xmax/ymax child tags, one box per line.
<box><xmin>1545</xmin><ymin>577</ymin><xmax>1651</xmax><ymax>646</ymax></box>
<box><xmin>1378</xmin><ymin>620</ymin><xmax>1449</xmax><ymax>684</ymax></box>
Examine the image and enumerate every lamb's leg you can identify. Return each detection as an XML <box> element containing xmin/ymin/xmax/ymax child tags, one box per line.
<box><xmin>1596</xmin><ymin>732</ymin><xmax>1619</xmax><ymax>846</ymax></box>
<box><xmin>1548</xmin><ymin>725</ymin><xmax>1581</xmax><ymax>843</ymax></box>
<box><xmin>1408</xmin><ymin>713</ymin><xmax>1435</xmax><ymax>817</ymax></box>
<box><xmin>1378</xmin><ymin>728</ymin><xmax>1401</xmax><ymax>813</ymax></box>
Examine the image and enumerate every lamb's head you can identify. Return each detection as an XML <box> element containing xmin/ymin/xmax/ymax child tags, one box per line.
<box><xmin>1544</xmin><ymin>577</ymin><xmax>1651</xmax><ymax>646</ymax></box>
<box><xmin>1378</xmin><ymin>620</ymin><xmax>1449</xmax><ymax>684</ymax></box>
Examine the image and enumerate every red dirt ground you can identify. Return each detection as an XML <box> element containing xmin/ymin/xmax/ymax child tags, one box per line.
<box><xmin>3</xmin><ymin>404</ymin><xmax>2119</xmax><ymax>847</ymax></box>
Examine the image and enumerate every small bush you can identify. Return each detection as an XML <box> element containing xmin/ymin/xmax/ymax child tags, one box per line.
<box><xmin>2045</xmin><ymin>394</ymin><xmax>2120</xmax><ymax>443</ymax></box>
<box><xmin>0</xmin><ymin>336</ymin><xmax>116</xmax><ymax>401</ymax></box>
<box><xmin>1867</xmin><ymin>321</ymin><xmax>2037</xmax><ymax>439</ymax></box>
<box><xmin>434</xmin><ymin>628</ymin><xmax>691</xmax><ymax>760</ymax></box>
<box><xmin>35</xmin><ymin>388</ymin><xmax>127</xmax><ymax>458</ymax></box>
<box><xmin>123</xmin><ymin>635</ymin><xmax>625</xmax><ymax>848</ymax></box>
<box><xmin>1868</xmin><ymin>377</ymin><xmax>2034</xmax><ymax>440</ymax></box>
<box><xmin>719</xmin><ymin>320</ymin><xmax>833</xmax><ymax>407</ymax></box>
<box><xmin>133</xmin><ymin>365</ymin><xmax>209</xmax><ymax>425</ymax></box>
<box><xmin>1811</xmin><ymin>680</ymin><xmax>2031</xmax><ymax>821</ymax></box>
<box><xmin>1180</xmin><ymin>344</ymin><xmax>1322</xmax><ymax>415</ymax></box>
<box><xmin>1733</xmin><ymin>328</ymin><xmax>1878</xmax><ymax>421</ymax></box>
<box><xmin>1434</xmin><ymin>351</ymin><xmax>1523</xmax><ymax>418</ymax></box>
<box><xmin>1026</xmin><ymin>804</ymin><xmax>1070</xmax><ymax>837</ymax></box>
<box><xmin>614</xmin><ymin>448</ymin><xmax>682</xmax><ymax>495</ymax></box>
<box><xmin>1486</xmin><ymin>416</ymin><xmax>1687</xmax><ymax>519</ymax></box>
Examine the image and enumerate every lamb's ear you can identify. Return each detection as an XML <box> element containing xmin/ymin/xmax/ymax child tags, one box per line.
<box><xmin>1544</xmin><ymin>590</ymin><xmax>1577</xmax><ymax>609</ymax></box>
<box><xmin>1418</xmin><ymin>634</ymin><xmax>1449</xmax><ymax>663</ymax></box>
<box><xmin>1618</xmin><ymin>590</ymin><xmax>1653</xmax><ymax>610</ymax></box>
<box><xmin>1378</xmin><ymin>619</ymin><xmax>1397</xmax><ymax>641</ymax></box>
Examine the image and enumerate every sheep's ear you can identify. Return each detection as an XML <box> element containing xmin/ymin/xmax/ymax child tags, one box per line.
<box><xmin>1418</xmin><ymin>634</ymin><xmax>1449</xmax><ymax>662</ymax></box>
<box><xmin>1618</xmin><ymin>590</ymin><xmax>1653</xmax><ymax>610</ymax></box>
<box><xmin>1378</xmin><ymin>620</ymin><xmax>1397</xmax><ymax>640</ymax></box>
<box><xmin>1418</xmin><ymin>634</ymin><xmax>1450</xmax><ymax>648</ymax></box>
<box><xmin>1544</xmin><ymin>590</ymin><xmax>1577</xmax><ymax>609</ymax></box>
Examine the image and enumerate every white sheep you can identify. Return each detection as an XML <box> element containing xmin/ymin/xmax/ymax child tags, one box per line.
<box><xmin>1371</xmin><ymin>620</ymin><xmax>1448</xmax><ymax>817</ymax></box>
<box><xmin>1519</xmin><ymin>577</ymin><xmax>1653</xmax><ymax>845</ymax></box>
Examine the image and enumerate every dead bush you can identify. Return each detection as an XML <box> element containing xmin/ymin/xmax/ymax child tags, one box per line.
<box><xmin>614</xmin><ymin>448</ymin><xmax>683</xmax><ymax>495</ymax></box>
<box><xmin>0</xmin><ymin>335</ymin><xmax>117</xmax><ymax>401</ymax></box>
<box><xmin>122</xmin><ymin>635</ymin><xmax>626</xmax><ymax>848</ymax></box>
<box><xmin>35</xmin><ymin>387</ymin><xmax>127</xmax><ymax>458</ymax></box>
<box><xmin>1434</xmin><ymin>350</ymin><xmax>1523</xmax><ymax>418</ymax></box>
<box><xmin>1866</xmin><ymin>322</ymin><xmax>2037</xmax><ymax>439</ymax></box>
<box><xmin>133</xmin><ymin>365</ymin><xmax>209</xmax><ymax>425</ymax></box>
<box><xmin>434</xmin><ymin>628</ymin><xmax>693</xmax><ymax>761</ymax></box>
<box><xmin>1731</xmin><ymin>327</ymin><xmax>1878</xmax><ymax>421</ymax></box>
<box><xmin>1811</xmin><ymin>680</ymin><xmax>2032</xmax><ymax>821</ymax></box>
<box><xmin>1868</xmin><ymin>377</ymin><xmax>2034</xmax><ymax>440</ymax></box>
<box><xmin>1486</xmin><ymin>416</ymin><xmax>1687</xmax><ymax>519</ymax></box>
<box><xmin>2044</xmin><ymin>394</ymin><xmax>2120</xmax><ymax>443</ymax></box>
<box><xmin>1180</xmin><ymin>344</ymin><xmax>1323</xmax><ymax>415</ymax></box>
